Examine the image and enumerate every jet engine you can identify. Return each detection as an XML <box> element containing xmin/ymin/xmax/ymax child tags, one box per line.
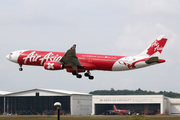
<box><xmin>44</xmin><ymin>62</ymin><xmax>64</xmax><ymax>70</ymax></box>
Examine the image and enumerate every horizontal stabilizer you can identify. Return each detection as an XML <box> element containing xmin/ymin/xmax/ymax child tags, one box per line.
<box><xmin>145</xmin><ymin>57</ymin><xmax>158</xmax><ymax>64</ymax></box>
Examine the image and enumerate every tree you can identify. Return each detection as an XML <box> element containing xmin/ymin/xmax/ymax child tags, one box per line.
<box><xmin>89</xmin><ymin>88</ymin><xmax>180</xmax><ymax>98</ymax></box>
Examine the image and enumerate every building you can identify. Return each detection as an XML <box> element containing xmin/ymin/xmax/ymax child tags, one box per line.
<box><xmin>0</xmin><ymin>91</ymin><xmax>11</xmax><ymax>115</ymax></box>
<box><xmin>92</xmin><ymin>95</ymin><xmax>180</xmax><ymax>115</ymax></box>
<box><xmin>1</xmin><ymin>89</ymin><xmax>180</xmax><ymax>115</ymax></box>
<box><xmin>168</xmin><ymin>98</ymin><xmax>180</xmax><ymax>115</ymax></box>
<box><xmin>1</xmin><ymin>88</ymin><xmax>92</xmax><ymax>115</ymax></box>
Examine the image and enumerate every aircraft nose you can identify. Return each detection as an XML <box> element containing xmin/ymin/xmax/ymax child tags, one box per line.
<box><xmin>6</xmin><ymin>54</ymin><xmax>10</xmax><ymax>60</ymax></box>
<box><xmin>6</xmin><ymin>50</ymin><xmax>24</xmax><ymax>63</ymax></box>
<box><xmin>6</xmin><ymin>52</ymin><xmax>15</xmax><ymax>62</ymax></box>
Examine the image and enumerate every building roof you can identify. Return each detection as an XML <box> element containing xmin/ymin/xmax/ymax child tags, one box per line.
<box><xmin>43</xmin><ymin>88</ymin><xmax>91</xmax><ymax>95</ymax></box>
<box><xmin>0</xmin><ymin>91</ymin><xmax>11</xmax><ymax>96</ymax></box>
<box><xmin>4</xmin><ymin>88</ymin><xmax>91</xmax><ymax>96</ymax></box>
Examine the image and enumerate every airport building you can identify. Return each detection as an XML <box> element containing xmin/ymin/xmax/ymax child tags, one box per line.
<box><xmin>92</xmin><ymin>95</ymin><xmax>167</xmax><ymax>115</ymax></box>
<box><xmin>1</xmin><ymin>89</ymin><xmax>180</xmax><ymax>115</ymax></box>
<box><xmin>92</xmin><ymin>95</ymin><xmax>180</xmax><ymax>115</ymax></box>
<box><xmin>0</xmin><ymin>88</ymin><xmax>92</xmax><ymax>115</ymax></box>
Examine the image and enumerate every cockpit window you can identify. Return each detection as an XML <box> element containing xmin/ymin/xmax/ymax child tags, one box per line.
<box><xmin>10</xmin><ymin>53</ymin><xmax>13</xmax><ymax>55</ymax></box>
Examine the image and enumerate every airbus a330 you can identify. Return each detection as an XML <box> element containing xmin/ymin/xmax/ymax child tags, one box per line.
<box><xmin>6</xmin><ymin>35</ymin><xmax>168</xmax><ymax>80</ymax></box>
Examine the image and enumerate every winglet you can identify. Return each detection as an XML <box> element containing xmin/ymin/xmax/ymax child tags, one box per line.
<box><xmin>70</xmin><ymin>44</ymin><xmax>76</xmax><ymax>50</ymax></box>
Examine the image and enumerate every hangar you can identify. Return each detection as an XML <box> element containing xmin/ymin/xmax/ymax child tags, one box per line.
<box><xmin>92</xmin><ymin>95</ymin><xmax>180</xmax><ymax>115</ymax></box>
<box><xmin>1</xmin><ymin>89</ymin><xmax>180</xmax><ymax>115</ymax></box>
<box><xmin>1</xmin><ymin>88</ymin><xmax>92</xmax><ymax>115</ymax></box>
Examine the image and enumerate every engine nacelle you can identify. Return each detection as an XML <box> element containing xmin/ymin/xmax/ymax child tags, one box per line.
<box><xmin>44</xmin><ymin>62</ymin><xmax>64</xmax><ymax>70</ymax></box>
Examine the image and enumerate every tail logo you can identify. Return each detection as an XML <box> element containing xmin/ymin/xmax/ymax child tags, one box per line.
<box><xmin>147</xmin><ymin>38</ymin><xmax>167</xmax><ymax>56</ymax></box>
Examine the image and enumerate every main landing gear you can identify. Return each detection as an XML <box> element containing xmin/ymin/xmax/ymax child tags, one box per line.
<box><xmin>72</xmin><ymin>71</ymin><xmax>94</xmax><ymax>80</ymax></box>
<box><xmin>19</xmin><ymin>64</ymin><xmax>23</xmax><ymax>71</ymax></box>
<box><xmin>72</xmin><ymin>71</ymin><xmax>82</xmax><ymax>78</ymax></box>
<box><xmin>84</xmin><ymin>71</ymin><xmax>94</xmax><ymax>80</ymax></box>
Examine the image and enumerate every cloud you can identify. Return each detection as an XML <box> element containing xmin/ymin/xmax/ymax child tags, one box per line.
<box><xmin>118</xmin><ymin>77</ymin><xmax>135</xmax><ymax>90</ymax></box>
<box><xmin>132</xmin><ymin>0</ymin><xmax>180</xmax><ymax>15</ymax></box>
<box><xmin>115</xmin><ymin>23</ymin><xmax>178</xmax><ymax>56</ymax></box>
<box><xmin>0</xmin><ymin>63</ymin><xmax>2</xmax><ymax>69</ymax></box>
<box><xmin>0</xmin><ymin>0</ymin><xmax>180</xmax><ymax>93</ymax></box>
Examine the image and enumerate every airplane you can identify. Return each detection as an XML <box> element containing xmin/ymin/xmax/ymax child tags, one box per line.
<box><xmin>6</xmin><ymin>35</ymin><xmax>167</xmax><ymax>80</ymax></box>
<box><xmin>113</xmin><ymin>104</ymin><xmax>130</xmax><ymax>115</ymax></box>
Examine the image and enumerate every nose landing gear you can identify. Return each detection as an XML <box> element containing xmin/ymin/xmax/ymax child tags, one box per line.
<box><xmin>19</xmin><ymin>64</ymin><xmax>23</xmax><ymax>71</ymax></box>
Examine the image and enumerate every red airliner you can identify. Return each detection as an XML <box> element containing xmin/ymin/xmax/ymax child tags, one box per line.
<box><xmin>6</xmin><ymin>35</ymin><xmax>167</xmax><ymax>80</ymax></box>
<box><xmin>113</xmin><ymin>104</ymin><xmax>130</xmax><ymax>115</ymax></box>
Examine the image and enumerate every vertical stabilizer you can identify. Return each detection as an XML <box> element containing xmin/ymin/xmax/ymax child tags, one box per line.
<box><xmin>113</xmin><ymin>104</ymin><xmax>117</xmax><ymax>112</ymax></box>
<box><xmin>138</xmin><ymin>35</ymin><xmax>168</xmax><ymax>57</ymax></box>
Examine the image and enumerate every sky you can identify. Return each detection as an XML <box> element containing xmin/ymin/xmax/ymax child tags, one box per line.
<box><xmin>0</xmin><ymin>0</ymin><xmax>180</xmax><ymax>94</ymax></box>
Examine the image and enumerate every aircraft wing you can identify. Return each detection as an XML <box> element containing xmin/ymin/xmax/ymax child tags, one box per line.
<box><xmin>60</xmin><ymin>44</ymin><xmax>83</xmax><ymax>67</ymax></box>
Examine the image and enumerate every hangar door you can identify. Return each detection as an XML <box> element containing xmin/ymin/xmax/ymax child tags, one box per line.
<box><xmin>6</xmin><ymin>96</ymin><xmax>70</xmax><ymax>115</ymax></box>
<box><xmin>171</xmin><ymin>104</ymin><xmax>180</xmax><ymax>115</ymax></box>
<box><xmin>0</xmin><ymin>97</ymin><xmax>4</xmax><ymax>114</ymax></box>
<box><xmin>95</xmin><ymin>104</ymin><xmax>160</xmax><ymax>115</ymax></box>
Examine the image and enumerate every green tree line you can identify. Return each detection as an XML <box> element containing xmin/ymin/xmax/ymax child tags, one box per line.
<box><xmin>89</xmin><ymin>88</ymin><xmax>180</xmax><ymax>98</ymax></box>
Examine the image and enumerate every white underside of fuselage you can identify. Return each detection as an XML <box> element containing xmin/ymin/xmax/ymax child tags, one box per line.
<box><xmin>112</xmin><ymin>57</ymin><xmax>152</xmax><ymax>71</ymax></box>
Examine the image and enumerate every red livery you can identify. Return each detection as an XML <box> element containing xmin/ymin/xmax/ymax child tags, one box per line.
<box><xmin>6</xmin><ymin>35</ymin><xmax>168</xmax><ymax>80</ymax></box>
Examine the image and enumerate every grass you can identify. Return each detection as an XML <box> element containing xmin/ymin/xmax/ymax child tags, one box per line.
<box><xmin>0</xmin><ymin>115</ymin><xmax>180</xmax><ymax>120</ymax></box>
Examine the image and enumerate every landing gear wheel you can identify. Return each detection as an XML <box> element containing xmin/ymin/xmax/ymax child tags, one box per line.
<box><xmin>72</xmin><ymin>71</ymin><xmax>77</xmax><ymax>75</ymax></box>
<box><xmin>72</xmin><ymin>70</ymin><xmax>82</xmax><ymax>79</ymax></box>
<box><xmin>89</xmin><ymin>76</ymin><xmax>94</xmax><ymax>80</ymax></box>
<box><xmin>19</xmin><ymin>64</ymin><xmax>23</xmax><ymax>71</ymax></box>
<box><xmin>19</xmin><ymin>68</ymin><xmax>23</xmax><ymax>71</ymax></box>
<box><xmin>84</xmin><ymin>72</ymin><xmax>89</xmax><ymax>77</ymax></box>
<box><xmin>84</xmin><ymin>71</ymin><xmax>94</xmax><ymax>80</ymax></box>
<box><xmin>76</xmin><ymin>74</ymin><xmax>82</xmax><ymax>78</ymax></box>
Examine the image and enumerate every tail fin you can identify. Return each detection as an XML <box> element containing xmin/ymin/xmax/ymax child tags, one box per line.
<box><xmin>113</xmin><ymin>104</ymin><xmax>117</xmax><ymax>112</ymax></box>
<box><xmin>138</xmin><ymin>35</ymin><xmax>168</xmax><ymax>57</ymax></box>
